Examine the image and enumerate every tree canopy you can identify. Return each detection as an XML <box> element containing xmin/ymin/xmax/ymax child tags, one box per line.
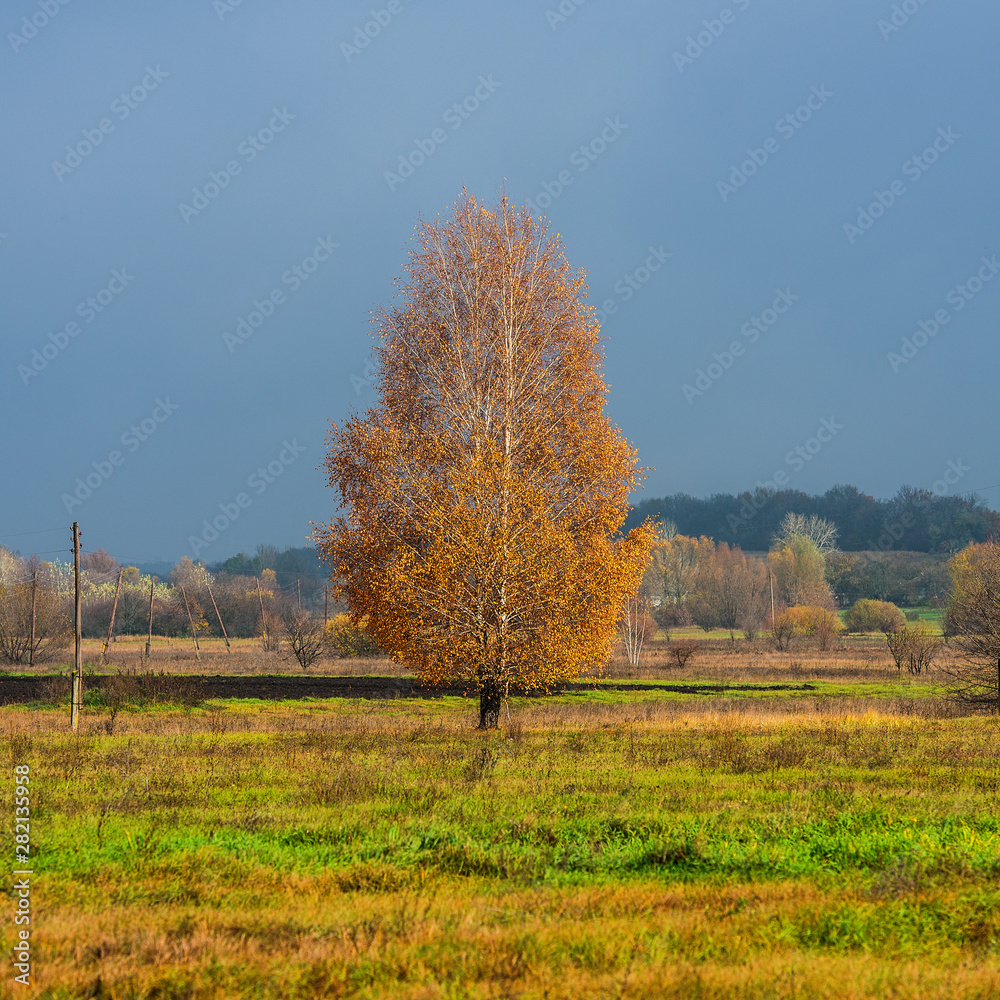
<box><xmin>943</xmin><ymin>541</ymin><xmax>1000</xmax><ymax>712</ymax></box>
<box><xmin>314</xmin><ymin>192</ymin><xmax>654</xmax><ymax>726</ymax></box>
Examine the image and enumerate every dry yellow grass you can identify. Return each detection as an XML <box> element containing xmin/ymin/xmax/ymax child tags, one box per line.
<box><xmin>2</xmin><ymin>633</ymin><xmax>996</xmax><ymax>998</ymax></box>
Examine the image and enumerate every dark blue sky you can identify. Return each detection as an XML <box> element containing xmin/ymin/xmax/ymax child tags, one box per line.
<box><xmin>2</xmin><ymin>0</ymin><xmax>998</xmax><ymax>565</ymax></box>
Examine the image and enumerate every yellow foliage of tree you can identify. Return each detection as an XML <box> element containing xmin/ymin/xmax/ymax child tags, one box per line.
<box><xmin>943</xmin><ymin>541</ymin><xmax>1000</xmax><ymax>711</ymax></box>
<box><xmin>768</xmin><ymin>534</ymin><xmax>835</xmax><ymax>609</ymax></box>
<box><xmin>789</xmin><ymin>604</ymin><xmax>843</xmax><ymax>650</ymax></box>
<box><xmin>324</xmin><ymin>614</ymin><xmax>381</xmax><ymax>659</ymax></box>
<box><xmin>313</xmin><ymin>192</ymin><xmax>655</xmax><ymax>727</ymax></box>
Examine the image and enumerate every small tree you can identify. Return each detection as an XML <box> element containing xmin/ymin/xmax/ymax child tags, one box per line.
<box><xmin>768</xmin><ymin>534</ymin><xmax>836</xmax><ymax>609</ymax></box>
<box><xmin>689</xmin><ymin>544</ymin><xmax>769</xmax><ymax>643</ymax></box>
<box><xmin>886</xmin><ymin>623</ymin><xmax>941</xmax><ymax>675</ymax></box>
<box><xmin>618</xmin><ymin>594</ymin><xmax>655</xmax><ymax>667</ymax></box>
<box><xmin>942</xmin><ymin>541</ymin><xmax>1000</xmax><ymax>712</ymax></box>
<box><xmin>282</xmin><ymin>611</ymin><xmax>326</xmax><ymax>670</ymax></box>
<box><xmin>773</xmin><ymin>513</ymin><xmax>839</xmax><ymax>554</ymax></box>
<box><xmin>650</xmin><ymin>532</ymin><xmax>715</xmax><ymax>607</ymax></box>
<box><xmin>0</xmin><ymin>555</ymin><xmax>71</xmax><ymax>665</ymax></box>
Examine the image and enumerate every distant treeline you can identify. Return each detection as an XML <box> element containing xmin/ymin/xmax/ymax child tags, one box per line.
<box><xmin>624</xmin><ymin>484</ymin><xmax>1000</xmax><ymax>553</ymax></box>
<box><xmin>207</xmin><ymin>544</ymin><xmax>332</xmax><ymax>592</ymax></box>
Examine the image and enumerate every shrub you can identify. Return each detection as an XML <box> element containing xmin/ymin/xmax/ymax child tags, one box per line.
<box><xmin>844</xmin><ymin>598</ymin><xmax>905</xmax><ymax>634</ymax></box>
<box><xmin>769</xmin><ymin>609</ymin><xmax>798</xmax><ymax>651</ymax></box>
<box><xmin>770</xmin><ymin>605</ymin><xmax>844</xmax><ymax>651</ymax></box>
<box><xmin>669</xmin><ymin>640</ymin><xmax>700</xmax><ymax>668</ymax></box>
<box><xmin>790</xmin><ymin>605</ymin><xmax>844</xmax><ymax>651</ymax></box>
<box><xmin>324</xmin><ymin>614</ymin><xmax>381</xmax><ymax>658</ymax></box>
<box><xmin>886</xmin><ymin>623</ymin><xmax>941</xmax><ymax>675</ymax></box>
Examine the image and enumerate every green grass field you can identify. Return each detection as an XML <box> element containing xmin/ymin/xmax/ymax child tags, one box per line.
<box><xmin>2</xmin><ymin>646</ymin><xmax>999</xmax><ymax>999</ymax></box>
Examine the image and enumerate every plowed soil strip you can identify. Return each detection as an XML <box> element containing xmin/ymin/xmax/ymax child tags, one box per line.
<box><xmin>1</xmin><ymin>674</ymin><xmax>815</xmax><ymax>705</ymax></box>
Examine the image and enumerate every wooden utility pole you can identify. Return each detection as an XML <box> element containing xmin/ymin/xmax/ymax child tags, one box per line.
<box><xmin>28</xmin><ymin>563</ymin><xmax>37</xmax><ymax>669</ymax></box>
<box><xmin>179</xmin><ymin>584</ymin><xmax>201</xmax><ymax>659</ymax></box>
<box><xmin>206</xmin><ymin>580</ymin><xmax>231</xmax><ymax>653</ymax></box>
<box><xmin>71</xmin><ymin>522</ymin><xmax>82</xmax><ymax>731</ymax></box>
<box><xmin>297</xmin><ymin>578</ymin><xmax>301</xmax><ymax>611</ymax></box>
<box><xmin>256</xmin><ymin>577</ymin><xmax>269</xmax><ymax>650</ymax></box>
<box><xmin>324</xmin><ymin>587</ymin><xmax>328</xmax><ymax>626</ymax></box>
<box><xmin>101</xmin><ymin>567</ymin><xmax>124</xmax><ymax>663</ymax></box>
<box><xmin>145</xmin><ymin>579</ymin><xmax>154</xmax><ymax>660</ymax></box>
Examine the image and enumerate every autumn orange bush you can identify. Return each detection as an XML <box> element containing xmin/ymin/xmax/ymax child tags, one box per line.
<box><xmin>769</xmin><ymin>605</ymin><xmax>844</xmax><ymax>651</ymax></box>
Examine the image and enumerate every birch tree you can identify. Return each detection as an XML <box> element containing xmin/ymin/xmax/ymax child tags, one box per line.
<box><xmin>314</xmin><ymin>192</ymin><xmax>654</xmax><ymax>727</ymax></box>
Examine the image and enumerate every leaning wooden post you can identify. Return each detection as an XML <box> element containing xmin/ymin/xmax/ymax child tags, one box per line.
<box><xmin>180</xmin><ymin>584</ymin><xmax>201</xmax><ymax>659</ymax></box>
<box><xmin>145</xmin><ymin>578</ymin><xmax>154</xmax><ymax>660</ymax></box>
<box><xmin>71</xmin><ymin>522</ymin><xmax>82</xmax><ymax>731</ymax></box>
<box><xmin>28</xmin><ymin>565</ymin><xmax>37</xmax><ymax>669</ymax></box>
<box><xmin>206</xmin><ymin>580</ymin><xmax>231</xmax><ymax>653</ymax></box>
<box><xmin>101</xmin><ymin>567</ymin><xmax>124</xmax><ymax>664</ymax></box>
<box><xmin>256</xmin><ymin>577</ymin><xmax>269</xmax><ymax>650</ymax></box>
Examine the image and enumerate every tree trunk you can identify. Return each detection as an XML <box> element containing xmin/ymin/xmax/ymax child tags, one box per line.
<box><xmin>478</xmin><ymin>678</ymin><xmax>502</xmax><ymax>730</ymax></box>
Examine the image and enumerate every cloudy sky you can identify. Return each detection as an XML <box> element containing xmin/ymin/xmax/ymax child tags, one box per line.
<box><xmin>2</xmin><ymin>0</ymin><xmax>998</xmax><ymax>566</ymax></box>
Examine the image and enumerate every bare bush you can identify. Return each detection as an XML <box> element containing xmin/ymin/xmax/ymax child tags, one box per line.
<box><xmin>282</xmin><ymin>612</ymin><xmax>326</xmax><ymax>670</ymax></box>
<box><xmin>670</xmin><ymin>640</ymin><xmax>700</xmax><ymax>668</ymax></box>
<box><xmin>885</xmin><ymin>624</ymin><xmax>941</xmax><ymax>675</ymax></box>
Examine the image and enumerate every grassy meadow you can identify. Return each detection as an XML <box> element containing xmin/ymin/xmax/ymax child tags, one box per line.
<box><xmin>2</xmin><ymin>633</ymin><xmax>999</xmax><ymax>999</ymax></box>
